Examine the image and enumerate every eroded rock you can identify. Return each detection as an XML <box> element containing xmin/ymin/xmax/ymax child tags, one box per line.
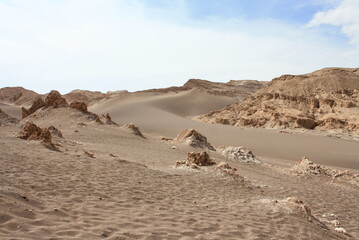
<box><xmin>217</xmin><ymin>146</ymin><xmax>261</xmax><ymax>164</ymax></box>
<box><xmin>175</xmin><ymin>129</ymin><xmax>215</xmax><ymax>151</ymax></box>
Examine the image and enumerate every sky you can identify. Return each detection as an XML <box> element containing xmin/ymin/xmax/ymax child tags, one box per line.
<box><xmin>0</xmin><ymin>0</ymin><xmax>358</xmax><ymax>94</ymax></box>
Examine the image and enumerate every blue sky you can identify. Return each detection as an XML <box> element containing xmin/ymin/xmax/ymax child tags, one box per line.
<box><xmin>0</xmin><ymin>0</ymin><xmax>358</xmax><ymax>93</ymax></box>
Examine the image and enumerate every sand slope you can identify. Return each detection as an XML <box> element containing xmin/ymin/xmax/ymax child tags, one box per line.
<box><xmin>1</xmin><ymin>107</ymin><xmax>358</xmax><ymax>239</ymax></box>
<box><xmin>90</xmin><ymin>89</ymin><xmax>359</xmax><ymax>170</ymax></box>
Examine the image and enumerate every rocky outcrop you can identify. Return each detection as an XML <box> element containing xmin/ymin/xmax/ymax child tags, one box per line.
<box><xmin>260</xmin><ymin>197</ymin><xmax>327</xmax><ymax>228</ymax></box>
<box><xmin>22</xmin><ymin>97</ymin><xmax>45</xmax><ymax>118</ymax></box>
<box><xmin>199</xmin><ymin>68</ymin><xmax>359</xmax><ymax>134</ymax></box>
<box><xmin>291</xmin><ymin>157</ymin><xmax>359</xmax><ymax>183</ymax></box>
<box><xmin>45</xmin><ymin>90</ymin><xmax>69</xmax><ymax>108</ymax></box>
<box><xmin>122</xmin><ymin>123</ymin><xmax>144</xmax><ymax>138</ymax></box>
<box><xmin>175</xmin><ymin>129</ymin><xmax>215</xmax><ymax>151</ymax></box>
<box><xmin>18</xmin><ymin>122</ymin><xmax>58</xmax><ymax>151</ymax></box>
<box><xmin>176</xmin><ymin>151</ymin><xmax>215</xmax><ymax>168</ymax></box>
<box><xmin>218</xmin><ymin>146</ymin><xmax>261</xmax><ymax>164</ymax></box>
<box><xmin>102</xmin><ymin>113</ymin><xmax>117</xmax><ymax>125</ymax></box>
<box><xmin>22</xmin><ymin>90</ymin><xmax>69</xmax><ymax>118</ymax></box>
<box><xmin>70</xmin><ymin>101</ymin><xmax>88</xmax><ymax>113</ymax></box>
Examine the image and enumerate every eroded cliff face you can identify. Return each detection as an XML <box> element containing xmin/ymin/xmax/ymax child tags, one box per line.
<box><xmin>199</xmin><ymin>68</ymin><xmax>359</xmax><ymax>134</ymax></box>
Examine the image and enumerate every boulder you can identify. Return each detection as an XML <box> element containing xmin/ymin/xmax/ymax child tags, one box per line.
<box><xmin>175</xmin><ymin>129</ymin><xmax>215</xmax><ymax>151</ymax></box>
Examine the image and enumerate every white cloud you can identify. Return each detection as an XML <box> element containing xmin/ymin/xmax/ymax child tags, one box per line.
<box><xmin>0</xmin><ymin>0</ymin><xmax>357</xmax><ymax>94</ymax></box>
<box><xmin>309</xmin><ymin>0</ymin><xmax>359</xmax><ymax>47</ymax></box>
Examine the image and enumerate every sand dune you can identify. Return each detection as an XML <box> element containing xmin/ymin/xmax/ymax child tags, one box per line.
<box><xmin>1</xmin><ymin>80</ymin><xmax>359</xmax><ymax>239</ymax></box>
<box><xmin>1</xmin><ymin>107</ymin><xmax>357</xmax><ymax>239</ymax></box>
<box><xmin>90</xmin><ymin>90</ymin><xmax>359</xmax><ymax>170</ymax></box>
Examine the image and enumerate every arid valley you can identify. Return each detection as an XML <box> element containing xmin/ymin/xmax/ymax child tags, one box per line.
<box><xmin>0</xmin><ymin>68</ymin><xmax>359</xmax><ymax>239</ymax></box>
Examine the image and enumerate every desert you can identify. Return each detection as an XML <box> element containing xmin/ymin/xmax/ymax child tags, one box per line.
<box><xmin>1</xmin><ymin>70</ymin><xmax>359</xmax><ymax>239</ymax></box>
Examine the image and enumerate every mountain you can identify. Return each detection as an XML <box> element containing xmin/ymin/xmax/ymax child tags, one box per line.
<box><xmin>198</xmin><ymin>68</ymin><xmax>359</xmax><ymax>134</ymax></box>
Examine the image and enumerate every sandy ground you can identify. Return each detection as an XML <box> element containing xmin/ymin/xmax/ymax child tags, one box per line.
<box><xmin>1</xmin><ymin>90</ymin><xmax>358</xmax><ymax>239</ymax></box>
<box><xmin>90</xmin><ymin>90</ymin><xmax>359</xmax><ymax>170</ymax></box>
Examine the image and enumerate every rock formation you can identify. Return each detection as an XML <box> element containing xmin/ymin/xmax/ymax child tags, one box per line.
<box><xmin>176</xmin><ymin>151</ymin><xmax>215</xmax><ymax>168</ymax></box>
<box><xmin>101</xmin><ymin>113</ymin><xmax>118</xmax><ymax>125</ymax></box>
<box><xmin>18</xmin><ymin>122</ymin><xmax>58</xmax><ymax>151</ymax></box>
<box><xmin>291</xmin><ymin>157</ymin><xmax>359</xmax><ymax>185</ymax></box>
<box><xmin>22</xmin><ymin>90</ymin><xmax>69</xmax><ymax>118</ymax></box>
<box><xmin>70</xmin><ymin>101</ymin><xmax>88</xmax><ymax>113</ymax></box>
<box><xmin>44</xmin><ymin>90</ymin><xmax>69</xmax><ymax>108</ymax></box>
<box><xmin>21</xmin><ymin>97</ymin><xmax>45</xmax><ymax>118</ymax></box>
<box><xmin>122</xmin><ymin>123</ymin><xmax>144</xmax><ymax>138</ymax></box>
<box><xmin>174</xmin><ymin>129</ymin><xmax>215</xmax><ymax>151</ymax></box>
<box><xmin>217</xmin><ymin>146</ymin><xmax>261</xmax><ymax>164</ymax></box>
<box><xmin>199</xmin><ymin>68</ymin><xmax>359</xmax><ymax>134</ymax></box>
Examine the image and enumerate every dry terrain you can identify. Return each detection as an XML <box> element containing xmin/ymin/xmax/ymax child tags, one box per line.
<box><xmin>199</xmin><ymin>68</ymin><xmax>359</xmax><ymax>135</ymax></box>
<box><xmin>1</xmin><ymin>73</ymin><xmax>358</xmax><ymax>239</ymax></box>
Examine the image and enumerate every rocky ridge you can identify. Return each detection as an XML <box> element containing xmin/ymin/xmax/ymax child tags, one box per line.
<box><xmin>198</xmin><ymin>68</ymin><xmax>359</xmax><ymax>134</ymax></box>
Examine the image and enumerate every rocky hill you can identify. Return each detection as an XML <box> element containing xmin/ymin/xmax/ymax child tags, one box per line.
<box><xmin>140</xmin><ymin>79</ymin><xmax>267</xmax><ymax>100</ymax></box>
<box><xmin>198</xmin><ymin>68</ymin><xmax>359</xmax><ymax>134</ymax></box>
<box><xmin>0</xmin><ymin>87</ymin><xmax>40</xmax><ymax>106</ymax></box>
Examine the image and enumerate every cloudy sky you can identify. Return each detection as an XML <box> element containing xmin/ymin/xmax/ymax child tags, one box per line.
<box><xmin>0</xmin><ymin>0</ymin><xmax>358</xmax><ymax>93</ymax></box>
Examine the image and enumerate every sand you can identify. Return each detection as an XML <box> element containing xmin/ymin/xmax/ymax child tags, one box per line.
<box><xmin>1</xmin><ymin>89</ymin><xmax>358</xmax><ymax>239</ymax></box>
<box><xmin>90</xmin><ymin>90</ymin><xmax>359</xmax><ymax>170</ymax></box>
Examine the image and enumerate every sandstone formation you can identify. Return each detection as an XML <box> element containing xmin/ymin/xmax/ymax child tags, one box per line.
<box><xmin>21</xmin><ymin>97</ymin><xmax>45</xmax><ymax>118</ymax></box>
<box><xmin>22</xmin><ymin>90</ymin><xmax>69</xmax><ymax>118</ymax></box>
<box><xmin>122</xmin><ymin>123</ymin><xmax>144</xmax><ymax>137</ymax></box>
<box><xmin>215</xmin><ymin>162</ymin><xmax>244</xmax><ymax>180</ymax></box>
<box><xmin>101</xmin><ymin>113</ymin><xmax>118</xmax><ymax>125</ymax></box>
<box><xmin>45</xmin><ymin>90</ymin><xmax>69</xmax><ymax>108</ymax></box>
<box><xmin>218</xmin><ymin>146</ymin><xmax>261</xmax><ymax>164</ymax></box>
<box><xmin>199</xmin><ymin>68</ymin><xmax>359</xmax><ymax>134</ymax></box>
<box><xmin>18</xmin><ymin>122</ymin><xmax>58</xmax><ymax>151</ymax></box>
<box><xmin>291</xmin><ymin>157</ymin><xmax>359</xmax><ymax>185</ymax></box>
<box><xmin>176</xmin><ymin>151</ymin><xmax>215</xmax><ymax>168</ymax></box>
<box><xmin>70</xmin><ymin>101</ymin><xmax>88</xmax><ymax>113</ymax></box>
<box><xmin>175</xmin><ymin>129</ymin><xmax>215</xmax><ymax>151</ymax></box>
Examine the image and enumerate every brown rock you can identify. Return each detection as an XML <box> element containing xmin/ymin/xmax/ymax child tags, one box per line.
<box><xmin>186</xmin><ymin>151</ymin><xmax>215</xmax><ymax>166</ymax></box>
<box><xmin>18</xmin><ymin>122</ymin><xmax>58</xmax><ymax>151</ymax></box>
<box><xmin>22</xmin><ymin>97</ymin><xmax>45</xmax><ymax>118</ymax></box>
<box><xmin>70</xmin><ymin>101</ymin><xmax>88</xmax><ymax>113</ymax></box>
<box><xmin>296</xmin><ymin>118</ymin><xmax>317</xmax><ymax>130</ymax></box>
<box><xmin>175</xmin><ymin>129</ymin><xmax>215</xmax><ymax>151</ymax></box>
<box><xmin>45</xmin><ymin>90</ymin><xmax>69</xmax><ymax>108</ymax></box>
<box><xmin>102</xmin><ymin>113</ymin><xmax>118</xmax><ymax>125</ymax></box>
<box><xmin>122</xmin><ymin>123</ymin><xmax>144</xmax><ymax>138</ymax></box>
